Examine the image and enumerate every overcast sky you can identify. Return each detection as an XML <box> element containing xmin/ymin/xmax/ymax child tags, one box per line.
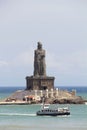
<box><xmin>0</xmin><ymin>0</ymin><xmax>87</xmax><ymax>87</ymax></box>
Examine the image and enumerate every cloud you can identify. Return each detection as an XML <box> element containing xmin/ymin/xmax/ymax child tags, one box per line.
<box><xmin>9</xmin><ymin>50</ymin><xmax>33</xmax><ymax>67</ymax></box>
<box><xmin>0</xmin><ymin>60</ymin><xmax>9</xmax><ymax>67</ymax></box>
<box><xmin>46</xmin><ymin>50</ymin><xmax>87</xmax><ymax>75</ymax></box>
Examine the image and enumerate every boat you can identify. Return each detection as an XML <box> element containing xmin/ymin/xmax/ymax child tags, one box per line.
<box><xmin>36</xmin><ymin>103</ymin><xmax>70</xmax><ymax>116</ymax></box>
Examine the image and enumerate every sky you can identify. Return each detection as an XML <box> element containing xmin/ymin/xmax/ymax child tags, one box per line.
<box><xmin>0</xmin><ymin>0</ymin><xmax>87</xmax><ymax>87</ymax></box>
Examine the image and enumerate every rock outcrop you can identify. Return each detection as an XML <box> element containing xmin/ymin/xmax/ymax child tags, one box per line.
<box><xmin>0</xmin><ymin>89</ymin><xmax>86</xmax><ymax>105</ymax></box>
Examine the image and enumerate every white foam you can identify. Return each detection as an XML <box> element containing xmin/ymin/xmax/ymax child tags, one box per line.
<box><xmin>0</xmin><ymin>113</ymin><xmax>36</xmax><ymax>116</ymax></box>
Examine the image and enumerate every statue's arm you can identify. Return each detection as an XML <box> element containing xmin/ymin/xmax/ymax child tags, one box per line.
<box><xmin>41</xmin><ymin>50</ymin><xmax>45</xmax><ymax>57</ymax></box>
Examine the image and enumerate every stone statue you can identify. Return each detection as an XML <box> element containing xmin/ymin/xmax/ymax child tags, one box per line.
<box><xmin>34</xmin><ymin>42</ymin><xmax>46</xmax><ymax>77</ymax></box>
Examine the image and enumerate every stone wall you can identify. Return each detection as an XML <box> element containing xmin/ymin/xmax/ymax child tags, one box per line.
<box><xmin>26</xmin><ymin>76</ymin><xmax>55</xmax><ymax>90</ymax></box>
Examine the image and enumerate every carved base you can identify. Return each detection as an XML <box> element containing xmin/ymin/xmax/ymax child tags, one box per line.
<box><xmin>26</xmin><ymin>76</ymin><xmax>55</xmax><ymax>90</ymax></box>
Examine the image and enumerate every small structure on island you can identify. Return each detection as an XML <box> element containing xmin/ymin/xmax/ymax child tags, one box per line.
<box><xmin>26</xmin><ymin>42</ymin><xmax>55</xmax><ymax>90</ymax></box>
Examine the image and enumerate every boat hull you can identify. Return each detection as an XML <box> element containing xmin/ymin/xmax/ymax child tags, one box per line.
<box><xmin>36</xmin><ymin>111</ymin><xmax>70</xmax><ymax>116</ymax></box>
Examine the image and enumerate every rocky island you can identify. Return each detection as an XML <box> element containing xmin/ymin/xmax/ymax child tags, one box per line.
<box><xmin>0</xmin><ymin>42</ymin><xmax>86</xmax><ymax>105</ymax></box>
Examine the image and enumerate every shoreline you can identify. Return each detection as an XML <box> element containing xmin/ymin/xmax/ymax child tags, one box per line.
<box><xmin>0</xmin><ymin>100</ymin><xmax>87</xmax><ymax>105</ymax></box>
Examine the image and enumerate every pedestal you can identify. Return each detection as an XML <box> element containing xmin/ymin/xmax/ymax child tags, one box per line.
<box><xmin>26</xmin><ymin>76</ymin><xmax>55</xmax><ymax>90</ymax></box>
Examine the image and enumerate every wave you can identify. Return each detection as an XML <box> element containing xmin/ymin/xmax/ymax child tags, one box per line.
<box><xmin>0</xmin><ymin>113</ymin><xmax>71</xmax><ymax>118</ymax></box>
<box><xmin>0</xmin><ymin>113</ymin><xmax>36</xmax><ymax>117</ymax></box>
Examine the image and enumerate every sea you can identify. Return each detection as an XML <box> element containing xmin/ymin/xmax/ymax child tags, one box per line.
<box><xmin>0</xmin><ymin>86</ymin><xmax>87</xmax><ymax>130</ymax></box>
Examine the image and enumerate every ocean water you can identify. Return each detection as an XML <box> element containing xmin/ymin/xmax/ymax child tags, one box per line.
<box><xmin>0</xmin><ymin>86</ymin><xmax>87</xmax><ymax>130</ymax></box>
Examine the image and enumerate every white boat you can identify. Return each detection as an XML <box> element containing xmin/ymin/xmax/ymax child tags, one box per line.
<box><xmin>36</xmin><ymin>103</ymin><xmax>70</xmax><ymax>116</ymax></box>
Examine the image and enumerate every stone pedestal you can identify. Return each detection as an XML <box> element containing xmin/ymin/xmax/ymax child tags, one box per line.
<box><xmin>26</xmin><ymin>76</ymin><xmax>55</xmax><ymax>90</ymax></box>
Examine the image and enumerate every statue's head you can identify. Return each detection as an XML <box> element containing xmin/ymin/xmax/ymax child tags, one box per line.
<box><xmin>37</xmin><ymin>41</ymin><xmax>42</xmax><ymax>49</ymax></box>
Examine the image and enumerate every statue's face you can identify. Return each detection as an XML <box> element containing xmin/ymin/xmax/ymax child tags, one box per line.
<box><xmin>38</xmin><ymin>42</ymin><xmax>42</xmax><ymax>50</ymax></box>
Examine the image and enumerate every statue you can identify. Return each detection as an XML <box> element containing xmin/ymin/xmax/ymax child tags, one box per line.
<box><xmin>26</xmin><ymin>41</ymin><xmax>55</xmax><ymax>90</ymax></box>
<box><xmin>34</xmin><ymin>42</ymin><xmax>46</xmax><ymax>77</ymax></box>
